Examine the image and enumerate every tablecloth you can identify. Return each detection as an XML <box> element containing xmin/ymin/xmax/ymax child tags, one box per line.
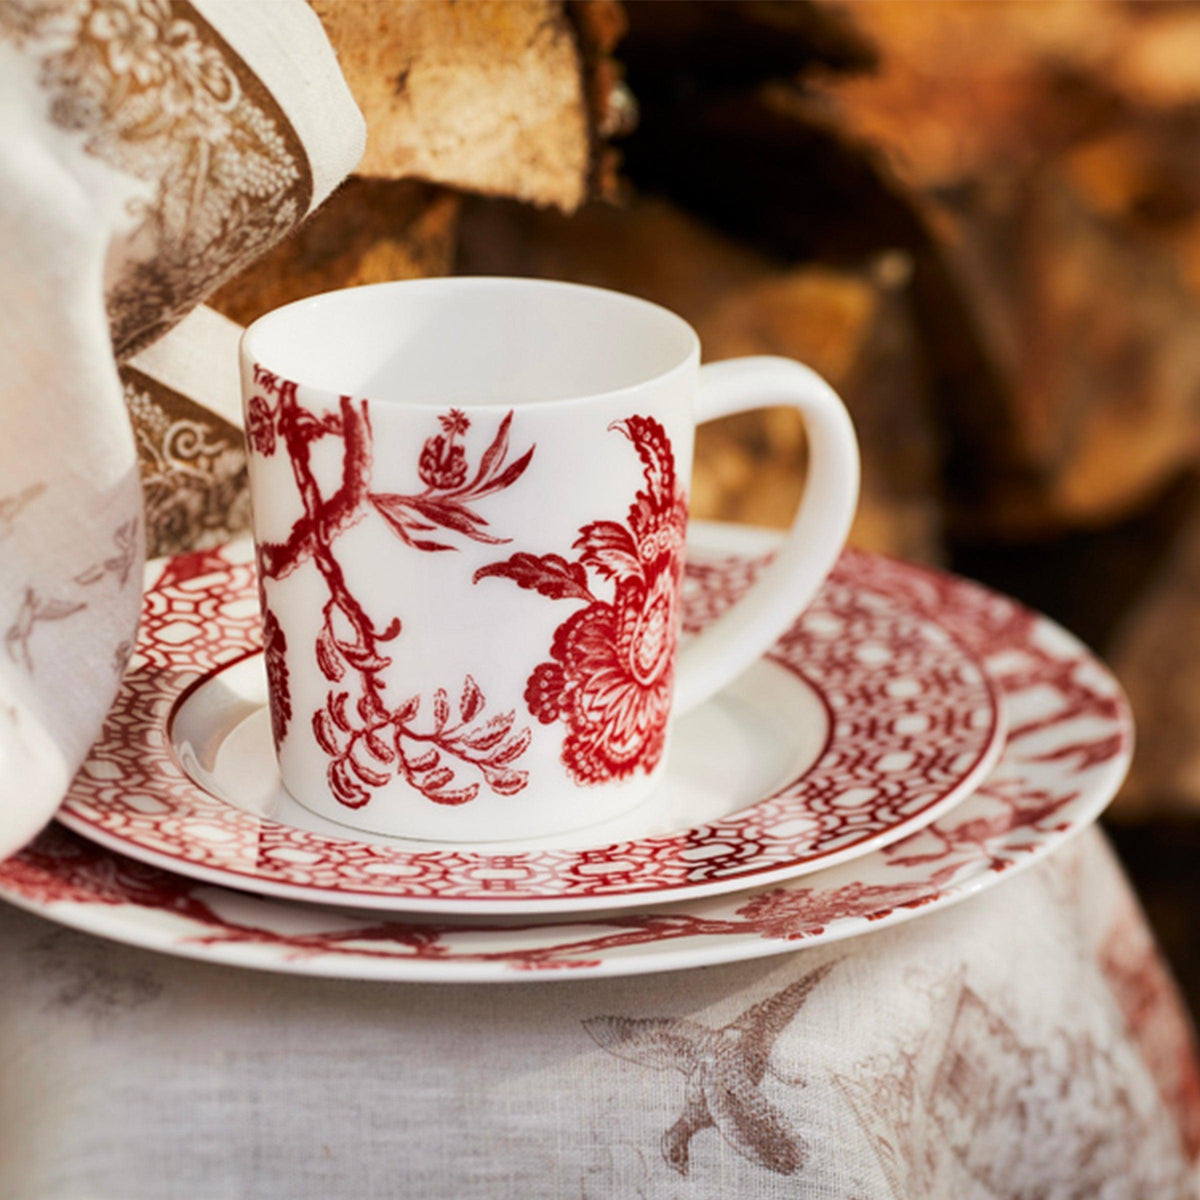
<box><xmin>2</xmin><ymin>825</ymin><xmax>1197</xmax><ymax>1200</ymax></box>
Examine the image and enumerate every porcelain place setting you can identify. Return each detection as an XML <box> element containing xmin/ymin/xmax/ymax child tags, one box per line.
<box><xmin>0</xmin><ymin>279</ymin><xmax>1133</xmax><ymax>982</ymax></box>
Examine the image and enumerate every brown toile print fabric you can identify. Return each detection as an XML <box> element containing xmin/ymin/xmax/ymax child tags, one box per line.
<box><xmin>122</xmin><ymin>364</ymin><xmax>250</xmax><ymax>556</ymax></box>
<box><xmin>0</xmin><ymin>0</ymin><xmax>362</xmax><ymax>856</ymax></box>
<box><xmin>0</xmin><ymin>0</ymin><xmax>314</xmax><ymax>359</ymax></box>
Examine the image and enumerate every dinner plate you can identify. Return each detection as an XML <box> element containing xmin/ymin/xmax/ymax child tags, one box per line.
<box><xmin>53</xmin><ymin>525</ymin><xmax>1003</xmax><ymax>914</ymax></box>
<box><xmin>0</xmin><ymin>542</ymin><xmax>1131</xmax><ymax>981</ymax></box>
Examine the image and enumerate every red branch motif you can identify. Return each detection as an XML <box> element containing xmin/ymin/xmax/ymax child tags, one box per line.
<box><xmin>248</xmin><ymin>367</ymin><xmax>534</xmax><ymax>808</ymax></box>
<box><xmin>475</xmin><ymin>416</ymin><xmax>688</xmax><ymax>786</ymax></box>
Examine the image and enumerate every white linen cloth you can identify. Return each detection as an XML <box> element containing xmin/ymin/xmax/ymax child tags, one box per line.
<box><xmin>1</xmin><ymin>826</ymin><xmax>1197</xmax><ymax>1199</ymax></box>
<box><xmin>0</xmin><ymin>0</ymin><xmax>363</xmax><ymax>858</ymax></box>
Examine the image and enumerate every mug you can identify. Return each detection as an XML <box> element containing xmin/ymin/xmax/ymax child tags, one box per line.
<box><xmin>240</xmin><ymin>278</ymin><xmax>858</xmax><ymax>841</ymax></box>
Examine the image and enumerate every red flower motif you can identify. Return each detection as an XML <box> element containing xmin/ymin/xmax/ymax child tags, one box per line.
<box><xmin>482</xmin><ymin>416</ymin><xmax>687</xmax><ymax>786</ymax></box>
<box><xmin>261</xmin><ymin>606</ymin><xmax>290</xmax><ymax>746</ymax></box>
<box><xmin>439</xmin><ymin>408</ymin><xmax>470</xmax><ymax>437</ymax></box>
<box><xmin>529</xmin><ymin>565</ymin><xmax>678</xmax><ymax>783</ymax></box>
<box><xmin>419</xmin><ymin>409</ymin><xmax>470</xmax><ymax>489</ymax></box>
<box><xmin>246</xmin><ymin>395</ymin><xmax>276</xmax><ymax>456</ymax></box>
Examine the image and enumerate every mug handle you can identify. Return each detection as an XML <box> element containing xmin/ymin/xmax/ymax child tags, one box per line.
<box><xmin>674</xmin><ymin>356</ymin><xmax>860</xmax><ymax>714</ymax></box>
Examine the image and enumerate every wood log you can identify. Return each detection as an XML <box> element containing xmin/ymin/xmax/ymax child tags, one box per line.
<box><xmin>566</xmin><ymin>0</ymin><xmax>635</xmax><ymax>199</ymax></box>
<box><xmin>457</xmin><ymin>195</ymin><xmax>942</xmax><ymax>561</ymax></box>
<box><xmin>1110</xmin><ymin>481</ymin><xmax>1200</xmax><ymax>817</ymax></box>
<box><xmin>938</xmin><ymin>171</ymin><xmax>1200</xmax><ymax>534</ymax></box>
<box><xmin>312</xmin><ymin>0</ymin><xmax>625</xmax><ymax>211</ymax></box>
<box><xmin>208</xmin><ymin>178</ymin><xmax>459</xmax><ymax>326</ymax></box>
<box><xmin>801</xmin><ymin>0</ymin><xmax>1200</xmax><ymax>536</ymax></box>
<box><xmin>619</xmin><ymin>0</ymin><xmax>875</xmax><ymax>93</ymax></box>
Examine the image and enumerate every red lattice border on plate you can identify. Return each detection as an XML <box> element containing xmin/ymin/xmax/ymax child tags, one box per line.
<box><xmin>0</xmin><ymin>549</ymin><xmax>1131</xmax><ymax>980</ymax></box>
<box><xmin>51</xmin><ymin>543</ymin><xmax>1000</xmax><ymax>904</ymax></box>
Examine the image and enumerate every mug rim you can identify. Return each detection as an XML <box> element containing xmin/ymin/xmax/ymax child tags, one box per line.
<box><xmin>240</xmin><ymin>276</ymin><xmax>702</xmax><ymax>411</ymax></box>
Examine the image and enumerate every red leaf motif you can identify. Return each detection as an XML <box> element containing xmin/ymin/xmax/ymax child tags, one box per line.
<box><xmin>370</xmin><ymin>495</ymin><xmax>456</xmax><ymax>552</ymax></box>
<box><xmin>426</xmin><ymin>784</ymin><xmax>480</xmax><ymax>806</ymax></box>
<box><xmin>473</xmin><ymin>553</ymin><xmax>595</xmax><ymax>602</ymax></box>
<box><xmin>362</xmin><ymin>726</ymin><xmax>394</xmax><ymax>763</ymax></box>
<box><xmin>347</xmin><ymin>752</ymin><xmax>391</xmax><ymax>788</ymax></box>
<box><xmin>433</xmin><ymin>688</ymin><xmax>450</xmax><ymax>728</ymax></box>
<box><xmin>460</xmin><ymin>675</ymin><xmax>484</xmax><ymax>722</ymax></box>
<box><xmin>574</xmin><ymin>520</ymin><xmax>641</xmax><ymax>582</ymax></box>
<box><xmin>401</xmin><ymin>536</ymin><xmax>457</xmax><ymax>554</ymax></box>
<box><xmin>466</xmin><ymin>414</ymin><xmax>535</xmax><ymax>498</ymax></box>
<box><xmin>473</xmin><ymin>410</ymin><xmax>511</xmax><ymax>486</ymax></box>
<box><xmin>402</xmin><ymin>498</ymin><xmax>508</xmax><ymax>544</ymax></box>
<box><xmin>482</xmin><ymin>446</ymin><xmax>535</xmax><ymax>496</ymax></box>
<box><xmin>486</xmin><ymin>768</ymin><xmax>528</xmax><ymax>796</ymax></box>
<box><xmin>490</xmin><ymin>726</ymin><xmax>532</xmax><ymax>765</ymax></box>
<box><xmin>329</xmin><ymin>691</ymin><xmax>352</xmax><ymax>733</ymax></box>
<box><xmin>316</xmin><ymin>623</ymin><xmax>344</xmax><ymax>681</ymax></box>
<box><xmin>312</xmin><ymin>708</ymin><xmax>340</xmax><ymax>755</ymax></box>
<box><xmin>340</xmin><ymin>642</ymin><xmax>392</xmax><ymax>672</ymax></box>
<box><xmin>329</xmin><ymin>758</ymin><xmax>370</xmax><ymax>807</ymax></box>
<box><xmin>610</xmin><ymin>416</ymin><xmax>675</xmax><ymax>505</ymax></box>
<box><xmin>462</xmin><ymin>712</ymin><xmax>515</xmax><ymax>750</ymax></box>
<box><xmin>422</xmin><ymin>767</ymin><xmax>455</xmax><ymax>792</ymax></box>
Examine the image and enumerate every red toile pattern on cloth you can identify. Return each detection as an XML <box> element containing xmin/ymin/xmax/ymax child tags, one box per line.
<box><xmin>247</xmin><ymin>369</ymin><xmax>534</xmax><ymax>808</ymax></box>
<box><xmin>476</xmin><ymin>416</ymin><xmax>688</xmax><ymax>786</ymax></box>
<box><xmin>45</xmin><ymin>538</ymin><xmax>1003</xmax><ymax>906</ymax></box>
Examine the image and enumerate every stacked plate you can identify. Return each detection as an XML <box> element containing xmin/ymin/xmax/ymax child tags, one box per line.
<box><xmin>0</xmin><ymin>522</ymin><xmax>1132</xmax><ymax>982</ymax></box>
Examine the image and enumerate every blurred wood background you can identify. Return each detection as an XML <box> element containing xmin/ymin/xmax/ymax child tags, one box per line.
<box><xmin>201</xmin><ymin>1</ymin><xmax>1200</xmax><ymax>835</ymax></box>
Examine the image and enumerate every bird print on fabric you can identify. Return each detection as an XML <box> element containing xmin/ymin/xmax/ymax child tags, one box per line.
<box><xmin>583</xmin><ymin>959</ymin><xmax>838</xmax><ymax>1176</ymax></box>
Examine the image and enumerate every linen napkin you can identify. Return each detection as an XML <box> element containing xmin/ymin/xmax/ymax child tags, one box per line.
<box><xmin>0</xmin><ymin>0</ymin><xmax>364</xmax><ymax>857</ymax></box>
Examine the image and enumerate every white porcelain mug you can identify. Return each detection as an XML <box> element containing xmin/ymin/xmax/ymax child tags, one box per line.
<box><xmin>240</xmin><ymin>278</ymin><xmax>858</xmax><ymax>841</ymax></box>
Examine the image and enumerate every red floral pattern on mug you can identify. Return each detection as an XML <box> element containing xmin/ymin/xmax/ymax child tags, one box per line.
<box><xmin>246</xmin><ymin>368</ymin><xmax>535</xmax><ymax>809</ymax></box>
<box><xmin>245</xmin><ymin>395</ymin><xmax>276</xmax><ymax>457</ymax></box>
<box><xmin>260</xmin><ymin>606</ymin><xmax>290</xmax><ymax>746</ymax></box>
<box><xmin>477</xmin><ymin>417</ymin><xmax>687</xmax><ymax>785</ymax></box>
<box><xmin>418</xmin><ymin>409</ymin><xmax>471</xmax><ymax>489</ymax></box>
